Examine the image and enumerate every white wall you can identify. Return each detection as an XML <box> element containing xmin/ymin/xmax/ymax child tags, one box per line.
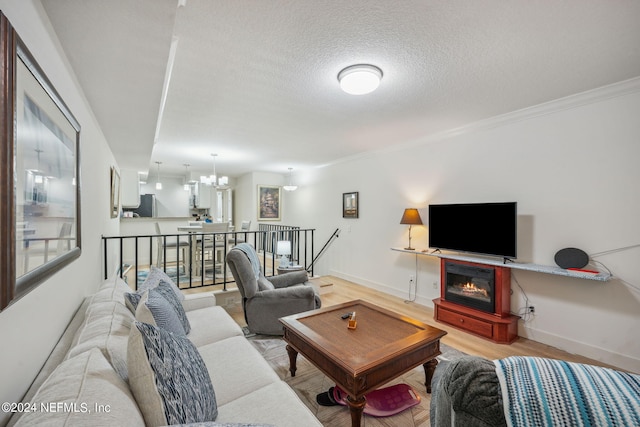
<box><xmin>287</xmin><ymin>82</ymin><xmax>640</xmax><ymax>373</ymax></box>
<box><xmin>0</xmin><ymin>2</ymin><xmax>121</xmax><ymax>424</ymax></box>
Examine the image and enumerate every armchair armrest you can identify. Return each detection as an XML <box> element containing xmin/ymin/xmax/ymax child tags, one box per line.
<box><xmin>268</xmin><ymin>270</ymin><xmax>309</xmax><ymax>288</ymax></box>
<box><xmin>181</xmin><ymin>292</ymin><xmax>217</xmax><ymax>312</ymax></box>
<box><xmin>255</xmin><ymin>285</ymin><xmax>316</xmax><ymax>300</ymax></box>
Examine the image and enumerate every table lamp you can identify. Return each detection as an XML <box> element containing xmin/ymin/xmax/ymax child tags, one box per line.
<box><xmin>277</xmin><ymin>240</ymin><xmax>291</xmax><ymax>268</ymax></box>
<box><xmin>400</xmin><ymin>208</ymin><xmax>423</xmax><ymax>250</ymax></box>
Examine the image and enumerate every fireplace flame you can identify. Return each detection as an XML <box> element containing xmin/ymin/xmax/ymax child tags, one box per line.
<box><xmin>459</xmin><ymin>281</ymin><xmax>489</xmax><ymax>298</ymax></box>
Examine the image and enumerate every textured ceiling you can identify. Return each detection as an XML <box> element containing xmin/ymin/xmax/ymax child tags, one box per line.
<box><xmin>41</xmin><ymin>0</ymin><xmax>640</xmax><ymax>178</ymax></box>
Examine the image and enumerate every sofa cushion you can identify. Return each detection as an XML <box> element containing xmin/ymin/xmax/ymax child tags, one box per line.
<box><xmin>128</xmin><ymin>322</ymin><xmax>218</xmax><ymax>426</ymax></box>
<box><xmin>90</xmin><ymin>275</ymin><xmax>132</xmax><ymax>306</ymax></box>
<box><xmin>66</xmin><ymin>301</ymin><xmax>134</xmax><ymax>381</ymax></box>
<box><xmin>130</xmin><ymin>281</ymin><xmax>191</xmax><ymax>334</ymax></box>
<box><xmin>138</xmin><ymin>265</ymin><xmax>185</xmax><ymax>301</ymax></box>
<box><xmin>135</xmin><ymin>289</ymin><xmax>187</xmax><ymax>336</ymax></box>
<box><xmin>216</xmin><ymin>381</ymin><xmax>322</xmax><ymax>427</ymax></box>
<box><xmin>172</xmin><ymin>423</ymin><xmax>275</xmax><ymax>427</ymax></box>
<box><xmin>186</xmin><ymin>306</ymin><xmax>244</xmax><ymax>347</ymax></box>
<box><xmin>13</xmin><ymin>348</ymin><xmax>145</xmax><ymax>427</ymax></box>
<box><xmin>197</xmin><ymin>336</ymin><xmax>279</xmax><ymax>406</ymax></box>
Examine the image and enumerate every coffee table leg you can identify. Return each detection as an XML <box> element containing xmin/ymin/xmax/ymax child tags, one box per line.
<box><xmin>346</xmin><ymin>395</ymin><xmax>366</xmax><ymax>427</ymax></box>
<box><xmin>423</xmin><ymin>358</ymin><xmax>439</xmax><ymax>393</ymax></box>
<box><xmin>285</xmin><ymin>345</ymin><xmax>298</xmax><ymax>377</ymax></box>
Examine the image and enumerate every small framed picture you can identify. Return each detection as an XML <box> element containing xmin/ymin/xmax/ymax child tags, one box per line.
<box><xmin>343</xmin><ymin>192</ymin><xmax>359</xmax><ymax>218</ymax></box>
<box><xmin>258</xmin><ymin>185</ymin><xmax>281</xmax><ymax>221</ymax></box>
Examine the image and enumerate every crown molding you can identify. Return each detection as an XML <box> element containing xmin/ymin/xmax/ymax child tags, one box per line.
<box><xmin>321</xmin><ymin>76</ymin><xmax>640</xmax><ymax>169</ymax></box>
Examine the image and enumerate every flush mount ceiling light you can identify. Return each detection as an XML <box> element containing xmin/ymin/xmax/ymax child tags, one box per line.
<box><xmin>337</xmin><ymin>64</ymin><xmax>383</xmax><ymax>95</ymax></box>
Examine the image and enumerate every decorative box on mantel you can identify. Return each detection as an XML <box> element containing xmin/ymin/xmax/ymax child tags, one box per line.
<box><xmin>433</xmin><ymin>258</ymin><xmax>520</xmax><ymax>344</ymax></box>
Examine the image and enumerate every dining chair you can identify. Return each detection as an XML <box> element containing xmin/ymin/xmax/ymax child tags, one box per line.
<box><xmin>228</xmin><ymin>220</ymin><xmax>251</xmax><ymax>246</ymax></box>
<box><xmin>22</xmin><ymin>222</ymin><xmax>73</xmax><ymax>274</ymax></box>
<box><xmin>198</xmin><ymin>222</ymin><xmax>229</xmax><ymax>274</ymax></box>
<box><xmin>155</xmin><ymin>222</ymin><xmax>190</xmax><ymax>270</ymax></box>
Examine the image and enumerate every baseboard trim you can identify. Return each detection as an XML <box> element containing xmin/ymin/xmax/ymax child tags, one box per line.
<box><xmin>330</xmin><ymin>270</ymin><xmax>433</xmax><ymax>308</ymax></box>
<box><xmin>518</xmin><ymin>325</ymin><xmax>640</xmax><ymax>373</ymax></box>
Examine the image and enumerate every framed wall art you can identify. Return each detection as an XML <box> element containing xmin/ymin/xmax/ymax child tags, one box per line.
<box><xmin>1</xmin><ymin>12</ymin><xmax>82</xmax><ymax>310</ymax></box>
<box><xmin>110</xmin><ymin>166</ymin><xmax>120</xmax><ymax>218</ymax></box>
<box><xmin>258</xmin><ymin>185</ymin><xmax>281</xmax><ymax>221</ymax></box>
<box><xmin>343</xmin><ymin>192</ymin><xmax>359</xmax><ymax>218</ymax></box>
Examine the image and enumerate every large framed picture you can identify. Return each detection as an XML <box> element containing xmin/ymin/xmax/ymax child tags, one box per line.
<box><xmin>258</xmin><ymin>185</ymin><xmax>281</xmax><ymax>221</ymax></box>
<box><xmin>110</xmin><ymin>167</ymin><xmax>120</xmax><ymax>218</ymax></box>
<box><xmin>1</xmin><ymin>12</ymin><xmax>82</xmax><ymax>310</ymax></box>
<box><xmin>343</xmin><ymin>192</ymin><xmax>359</xmax><ymax>218</ymax></box>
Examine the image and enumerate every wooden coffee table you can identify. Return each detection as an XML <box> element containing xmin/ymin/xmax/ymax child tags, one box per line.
<box><xmin>280</xmin><ymin>300</ymin><xmax>447</xmax><ymax>426</ymax></box>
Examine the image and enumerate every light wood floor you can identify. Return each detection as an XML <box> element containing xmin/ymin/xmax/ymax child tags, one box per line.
<box><xmin>224</xmin><ymin>275</ymin><xmax>619</xmax><ymax>370</ymax></box>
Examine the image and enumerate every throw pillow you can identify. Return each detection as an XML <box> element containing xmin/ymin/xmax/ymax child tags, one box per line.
<box><xmin>139</xmin><ymin>265</ymin><xmax>185</xmax><ymax>301</ymax></box>
<box><xmin>124</xmin><ymin>292</ymin><xmax>142</xmax><ymax>313</ymax></box>
<box><xmin>135</xmin><ymin>289</ymin><xmax>187</xmax><ymax>336</ymax></box>
<box><xmin>126</xmin><ymin>282</ymin><xmax>190</xmax><ymax>334</ymax></box>
<box><xmin>154</xmin><ymin>281</ymin><xmax>191</xmax><ymax>334</ymax></box>
<box><xmin>128</xmin><ymin>321</ymin><xmax>217</xmax><ymax>426</ymax></box>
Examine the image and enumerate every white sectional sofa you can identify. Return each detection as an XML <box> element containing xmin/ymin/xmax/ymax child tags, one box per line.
<box><xmin>8</xmin><ymin>270</ymin><xmax>321</xmax><ymax>427</ymax></box>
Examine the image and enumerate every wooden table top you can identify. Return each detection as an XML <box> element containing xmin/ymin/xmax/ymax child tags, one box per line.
<box><xmin>280</xmin><ymin>299</ymin><xmax>447</xmax><ymax>394</ymax></box>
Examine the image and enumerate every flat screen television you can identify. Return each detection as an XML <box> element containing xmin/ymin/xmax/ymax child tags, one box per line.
<box><xmin>428</xmin><ymin>202</ymin><xmax>517</xmax><ymax>259</ymax></box>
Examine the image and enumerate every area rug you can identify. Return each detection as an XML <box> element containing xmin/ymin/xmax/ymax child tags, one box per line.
<box><xmin>248</xmin><ymin>336</ymin><xmax>466</xmax><ymax>427</ymax></box>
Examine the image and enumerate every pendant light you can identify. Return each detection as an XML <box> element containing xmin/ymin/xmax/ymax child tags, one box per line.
<box><xmin>155</xmin><ymin>161</ymin><xmax>162</xmax><ymax>190</ymax></box>
<box><xmin>200</xmin><ymin>153</ymin><xmax>218</xmax><ymax>186</ymax></box>
<box><xmin>283</xmin><ymin>167</ymin><xmax>298</xmax><ymax>191</ymax></box>
<box><xmin>183</xmin><ymin>163</ymin><xmax>190</xmax><ymax>191</ymax></box>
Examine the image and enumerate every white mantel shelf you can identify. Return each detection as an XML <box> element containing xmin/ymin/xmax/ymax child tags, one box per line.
<box><xmin>390</xmin><ymin>248</ymin><xmax>612</xmax><ymax>282</ymax></box>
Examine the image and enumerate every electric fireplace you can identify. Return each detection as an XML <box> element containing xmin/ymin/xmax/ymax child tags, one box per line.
<box><xmin>434</xmin><ymin>259</ymin><xmax>519</xmax><ymax>344</ymax></box>
<box><xmin>444</xmin><ymin>262</ymin><xmax>495</xmax><ymax>313</ymax></box>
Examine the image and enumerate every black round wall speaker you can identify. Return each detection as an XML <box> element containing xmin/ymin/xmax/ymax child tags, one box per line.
<box><xmin>554</xmin><ymin>248</ymin><xmax>589</xmax><ymax>269</ymax></box>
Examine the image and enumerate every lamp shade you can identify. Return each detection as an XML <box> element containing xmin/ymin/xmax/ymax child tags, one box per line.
<box><xmin>400</xmin><ymin>208</ymin><xmax>423</xmax><ymax>225</ymax></box>
<box><xmin>277</xmin><ymin>240</ymin><xmax>291</xmax><ymax>256</ymax></box>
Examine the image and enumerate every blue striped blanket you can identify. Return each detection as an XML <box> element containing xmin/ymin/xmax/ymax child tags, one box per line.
<box><xmin>495</xmin><ymin>356</ymin><xmax>640</xmax><ymax>427</ymax></box>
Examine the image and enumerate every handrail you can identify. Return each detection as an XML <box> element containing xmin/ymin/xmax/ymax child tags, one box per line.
<box><xmin>102</xmin><ymin>227</ymin><xmax>316</xmax><ymax>291</ymax></box>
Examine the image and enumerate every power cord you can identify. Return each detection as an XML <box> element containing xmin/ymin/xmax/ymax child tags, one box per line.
<box><xmin>512</xmin><ymin>271</ymin><xmax>535</xmax><ymax>322</ymax></box>
<box><xmin>404</xmin><ymin>254</ymin><xmax>418</xmax><ymax>303</ymax></box>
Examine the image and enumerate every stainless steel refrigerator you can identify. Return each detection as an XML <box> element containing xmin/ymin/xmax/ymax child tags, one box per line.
<box><xmin>132</xmin><ymin>194</ymin><xmax>156</xmax><ymax>217</ymax></box>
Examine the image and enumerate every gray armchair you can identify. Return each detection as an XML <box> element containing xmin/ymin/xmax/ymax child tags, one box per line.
<box><xmin>226</xmin><ymin>244</ymin><xmax>321</xmax><ymax>335</ymax></box>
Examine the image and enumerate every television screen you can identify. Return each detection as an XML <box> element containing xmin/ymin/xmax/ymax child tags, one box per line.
<box><xmin>428</xmin><ymin>202</ymin><xmax>517</xmax><ymax>258</ymax></box>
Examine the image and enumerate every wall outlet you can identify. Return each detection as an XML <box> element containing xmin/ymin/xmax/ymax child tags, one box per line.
<box><xmin>528</xmin><ymin>306</ymin><xmax>535</xmax><ymax>313</ymax></box>
<box><xmin>432</xmin><ymin>281</ymin><xmax>438</xmax><ymax>289</ymax></box>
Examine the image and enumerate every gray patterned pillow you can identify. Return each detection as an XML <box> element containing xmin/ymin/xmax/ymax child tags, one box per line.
<box><xmin>128</xmin><ymin>322</ymin><xmax>217</xmax><ymax>426</ymax></box>
<box><xmin>155</xmin><ymin>281</ymin><xmax>191</xmax><ymax>334</ymax></box>
<box><xmin>124</xmin><ymin>292</ymin><xmax>142</xmax><ymax>313</ymax></box>
<box><xmin>135</xmin><ymin>289</ymin><xmax>186</xmax><ymax>336</ymax></box>
<box><xmin>139</xmin><ymin>266</ymin><xmax>185</xmax><ymax>301</ymax></box>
